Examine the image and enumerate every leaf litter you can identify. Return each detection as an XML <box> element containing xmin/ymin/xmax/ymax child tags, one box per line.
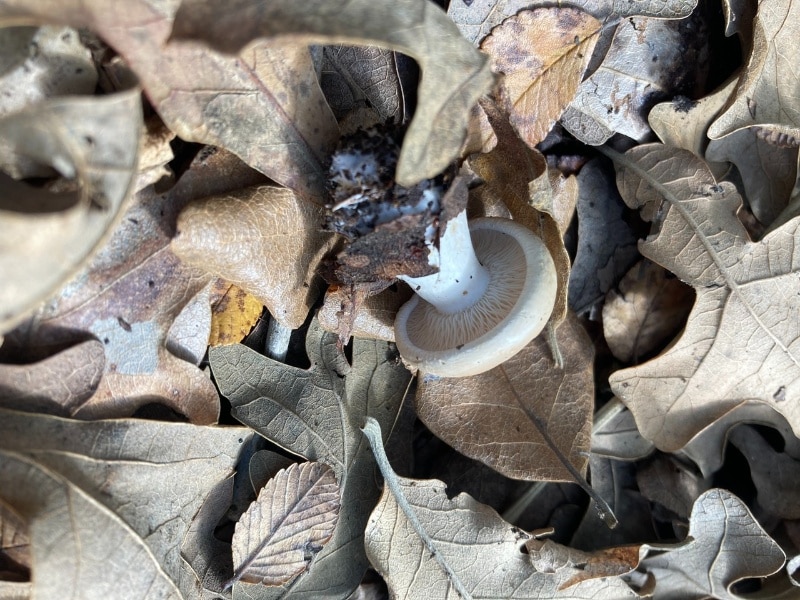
<box><xmin>1</xmin><ymin>0</ymin><xmax>800</xmax><ymax>598</ymax></box>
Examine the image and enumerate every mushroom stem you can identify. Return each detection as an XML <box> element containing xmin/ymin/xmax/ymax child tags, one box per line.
<box><xmin>398</xmin><ymin>210</ymin><xmax>490</xmax><ymax>314</ymax></box>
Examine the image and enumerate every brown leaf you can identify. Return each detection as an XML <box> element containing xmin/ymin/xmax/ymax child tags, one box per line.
<box><xmin>709</xmin><ymin>0</ymin><xmax>800</xmax><ymax>144</ymax></box>
<box><xmin>0</xmin><ymin>1</ymin><xmax>340</xmax><ymax>201</ymax></box>
<box><xmin>526</xmin><ymin>539</ymin><xmax>643</xmax><ymax>589</ymax></box>
<box><xmin>364</xmin><ymin>474</ymin><xmax>639</xmax><ymax>598</ymax></box>
<box><xmin>172</xmin><ymin>185</ymin><xmax>338</xmax><ymax>329</ymax></box>
<box><xmin>0</xmin><ymin>499</ymin><xmax>29</xmax><ymax>579</ymax></box>
<box><xmin>170</xmin><ymin>0</ymin><xmax>494</xmax><ymax>187</ymax></box>
<box><xmin>603</xmin><ymin>260</ymin><xmax>694</xmax><ymax>364</ymax></box>
<box><xmin>318</xmin><ymin>284</ymin><xmax>412</xmax><ymax>343</ymax></box>
<box><xmin>227</xmin><ymin>462</ymin><xmax>340</xmax><ymax>588</ymax></box>
<box><xmin>480</xmin><ymin>8</ymin><xmax>601</xmax><ymax>149</ymax></box>
<box><xmin>470</xmin><ymin>103</ymin><xmax>571</xmax><ymax>328</ymax></box>
<box><xmin>607</xmin><ymin>144</ymin><xmax>800</xmax><ymax>452</ymax></box>
<box><xmin>562</xmin><ymin>16</ymin><xmax>707</xmax><ymax>145</ymax></box>
<box><xmin>0</xmin><ymin>340</ymin><xmax>103</xmax><ymax>415</ymax></box>
<box><xmin>636</xmin><ymin>453</ymin><xmax>711</xmax><ymax>520</ymax></box>
<box><xmin>416</xmin><ymin>312</ymin><xmax>593</xmax><ymax>482</ymax></box>
<box><xmin>208</xmin><ymin>281</ymin><xmax>265</xmax><ymax>347</ymax></box>
<box><xmin>448</xmin><ymin>0</ymin><xmax>698</xmax><ymax>46</ymax></box>
<box><xmin>0</xmin><ymin>86</ymin><xmax>141</xmax><ymax>333</ymax></box>
<box><xmin>0</xmin><ymin>409</ymin><xmax>251</xmax><ymax>599</ymax></box>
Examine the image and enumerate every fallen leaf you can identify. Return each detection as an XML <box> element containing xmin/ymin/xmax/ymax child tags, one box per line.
<box><xmin>210</xmin><ymin>318</ymin><xmax>411</xmax><ymax>599</ymax></box>
<box><xmin>639</xmin><ymin>489</ymin><xmax>785</xmax><ymax>598</ymax></box>
<box><xmin>730</xmin><ymin>425</ymin><xmax>800</xmax><ymax>519</ymax></box>
<box><xmin>228</xmin><ymin>462</ymin><xmax>340</xmax><ymax>589</ymax></box>
<box><xmin>0</xmin><ymin>408</ymin><xmax>251</xmax><ymax>600</ymax></box>
<box><xmin>562</xmin><ymin>15</ymin><xmax>707</xmax><ymax>145</ymax></box>
<box><xmin>208</xmin><ymin>281</ymin><xmax>265</xmax><ymax>347</ymax></box>
<box><xmin>319</xmin><ymin>45</ymin><xmax>409</xmax><ymax>125</ymax></box>
<box><xmin>636</xmin><ymin>453</ymin><xmax>711</xmax><ymax>520</ymax></box>
<box><xmin>318</xmin><ymin>283</ymin><xmax>412</xmax><ymax>343</ymax></box>
<box><xmin>0</xmin><ymin>1</ymin><xmax>340</xmax><ymax>201</ymax></box>
<box><xmin>603</xmin><ymin>260</ymin><xmax>694</xmax><ymax>364</ymax></box>
<box><xmin>0</xmin><ymin>499</ymin><xmax>29</xmax><ymax>579</ymax></box>
<box><xmin>448</xmin><ymin>0</ymin><xmax>698</xmax><ymax>45</ymax></box>
<box><xmin>249</xmin><ymin>451</ymin><xmax>297</xmax><ymax>495</ymax></box>
<box><xmin>708</xmin><ymin>0</ymin><xmax>800</xmax><ymax>144</ymax></box>
<box><xmin>416</xmin><ymin>312</ymin><xmax>593</xmax><ymax>482</ymax></box>
<box><xmin>470</xmin><ymin>103</ymin><xmax>571</xmax><ymax>327</ymax></box>
<box><xmin>527</xmin><ymin>539</ymin><xmax>643</xmax><ymax>589</ymax></box>
<box><xmin>0</xmin><ymin>340</ymin><xmax>103</xmax><ymax>416</ymax></box>
<box><xmin>590</xmin><ymin>399</ymin><xmax>655</xmax><ymax>462</ymax></box>
<box><xmin>0</xmin><ymin>85</ymin><xmax>141</xmax><ymax>333</ymax></box>
<box><xmin>365</xmin><ymin>475</ymin><xmax>638</xmax><ymax>598</ymax></box>
<box><xmin>568</xmin><ymin>159</ymin><xmax>640</xmax><ymax>317</ymax></box>
<box><xmin>480</xmin><ymin>8</ymin><xmax>601</xmax><ymax>149</ymax></box>
<box><xmin>607</xmin><ymin>144</ymin><xmax>800</xmax><ymax>452</ymax></box>
<box><xmin>172</xmin><ymin>185</ymin><xmax>338</xmax><ymax>329</ymax></box>
<box><xmin>170</xmin><ymin>0</ymin><xmax>494</xmax><ymax>187</ymax></box>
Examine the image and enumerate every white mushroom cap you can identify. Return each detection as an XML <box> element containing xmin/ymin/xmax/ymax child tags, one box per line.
<box><xmin>394</xmin><ymin>217</ymin><xmax>557</xmax><ymax>377</ymax></box>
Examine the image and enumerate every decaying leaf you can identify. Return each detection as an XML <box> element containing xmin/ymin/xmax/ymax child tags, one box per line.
<box><xmin>210</xmin><ymin>319</ymin><xmax>411</xmax><ymax>599</ymax></box>
<box><xmin>603</xmin><ymin>260</ymin><xmax>694</xmax><ymax>364</ymax></box>
<box><xmin>0</xmin><ymin>1</ymin><xmax>340</xmax><ymax>201</ymax></box>
<box><xmin>365</xmin><ymin>475</ymin><xmax>638</xmax><ymax>598</ymax></box>
<box><xmin>480</xmin><ymin>8</ymin><xmax>601</xmax><ymax>149</ymax></box>
<box><xmin>0</xmin><ymin>408</ymin><xmax>251</xmax><ymax>600</ymax></box>
<box><xmin>318</xmin><ymin>283</ymin><xmax>412</xmax><ymax>343</ymax></box>
<box><xmin>416</xmin><ymin>313</ymin><xmax>593</xmax><ymax>482</ymax></box>
<box><xmin>568</xmin><ymin>159</ymin><xmax>639</xmax><ymax>317</ymax></box>
<box><xmin>0</xmin><ymin>86</ymin><xmax>141</xmax><ymax>333</ymax></box>
<box><xmin>208</xmin><ymin>281</ymin><xmax>265</xmax><ymax>347</ymax></box>
<box><xmin>638</xmin><ymin>489</ymin><xmax>785</xmax><ymax>598</ymax></box>
<box><xmin>448</xmin><ymin>0</ymin><xmax>698</xmax><ymax>45</ymax></box>
<box><xmin>172</xmin><ymin>185</ymin><xmax>337</xmax><ymax>329</ymax></box>
<box><xmin>527</xmin><ymin>539</ymin><xmax>643</xmax><ymax>589</ymax></box>
<box><xmin>171</xmin><ymin>0</ymin><xmax>494</xmax><ymax>187</ymax></box>
<box><xmin>562</xmin><ymin>15</ymin><xmax>707</xmax><ymax>145</ymax></box>
<box><xmin>228</xmin><ymin>462</ymin><xmax>339</xmax><ymax>589</ymax></box>
<box><xmin>709</xmin><ymin>0</ymin><xmax>800</xmax><ymax>144</ymax></box>
<box><xmin>607</xmin><ymin>144</ymin><xmax>800</xmax><ymax>452</ymax></box>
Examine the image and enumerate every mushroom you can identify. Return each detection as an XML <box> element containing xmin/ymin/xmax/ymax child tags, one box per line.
<box><xmin>394</xmin><ymin>209</ymin><xmax>557</xmax><ymax>377</ymax></box>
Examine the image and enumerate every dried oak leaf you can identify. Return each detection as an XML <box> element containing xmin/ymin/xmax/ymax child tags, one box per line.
<box><xmin>227</xmin><ymin>462</ymin><xmax>340</xmax><ymax>589</ymax></box>
<box><xmin>171</xmin><ymin>0</ymin><xmax>494</xmax><ymax>188</ymax></box>
<box><xmin>568</xmin><ymin>159</ymin><xmax>639</xmax><ymax>317</ymax></box>
<box><xmin>318</xmin><ymin>283</ymin><xmax>412</xmax><ymax>343</ymax></box>
<box><xmin>0</xmin><ymin>408</ymin><xmax>251</xmax><ymax>600</ymax></box>
<box><xmin>209</xmin><ymin>318</ymin><xmax>411</xmax><ymax>599</ymax></box>
<box><xmin>0</xmin><ymin>499</ymin><xmax>29</xmax><ymax>579</ymax></box>
<box><xmin>608</xmin><ymin>144</ymin><xmax>800</xmax><ymax>452</ymax></box>
<box><xmin>562</xmin><ymin>15</ymin><xmax>707</xmax><ymax>145</ymax></box>
<box><xmin>480</xmin><ymin>8</ymin><xmax>601</xmax><ymax>150</ymax></box>
<box><xmin>0</xmin><ymin>86</ymin><xmax>141</xmax><ymax>333</ymax></box>
<box><xmin>603</xmin><ymin>260</ymin><xmax>694</xmax><ymax>364</ymax></box>
<box><xmin>365</xmin><ymin>475</ymin><xmax>638</xmax><ymax>598</ymax></box>
<box><xmin>0</xmin><ymin>1</ymin><xmax>339</xmax><ymax>201</ymax></box>
<box><xmin>171</xmin><ymin>185</ymin><xmax>337</xmax><ymax>329</ymax></box>
<box><xmin>709</xmin><ymin>0</ymin><xmax>800</xmax><ymax>145</ymax></box>
<box><xmin>0</xmin><ymin>148</ymin><xmax>268</xmax><ymax>424</ymax></box>
<box><xmin>416</xmin><ymin>312</ymin><xmax>593</xmax><ymax>482</ymax></box>
<box><xmin>448</xmin><ymin>0</ymin><xmax>697</xmax><ymax>45</ymax></box>
<box><xmin>639</xmin><ymin>489</ymin><xmax>785</xmax><ymax>599</ymax></box>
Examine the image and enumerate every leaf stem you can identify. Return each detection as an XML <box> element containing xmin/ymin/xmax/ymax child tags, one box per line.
<box><xmin>361</xmin><ymin>417</ymin><xmax>473</xmax><ymax>600</ymax></box>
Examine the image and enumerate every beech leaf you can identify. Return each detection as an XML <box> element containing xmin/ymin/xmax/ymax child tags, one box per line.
<box><xmin>480</xmin><ymin>8</ymin><xmax>601</xmax><ymax>149</ymax></box>
<box><xmin>210</xmin><ymin>318</ymin><xmax>411</xmax><ymax>599</ymax></box>
<box><xmin>606</xmin><ymin>144</ymin><xmax>800</xmax><ymax>452</ymax></box>
<box><xmin>416</xmin><ymin>313</ymin><xmax>593</xmax><ymax>482</ymax></box>
<box><xmin>227</xmin><ymin>462</ymin><xmax>340</xmax><ymax>589</ymax></box>
<box><xmin>0</xmin><ymin>409</ymin><xmax>251</xmax><ymax>600</ymax></box>
<box><xmin>171</xmin><ymin>0</ymin><xmax>494</xmax><ymax>187</ymax></box>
